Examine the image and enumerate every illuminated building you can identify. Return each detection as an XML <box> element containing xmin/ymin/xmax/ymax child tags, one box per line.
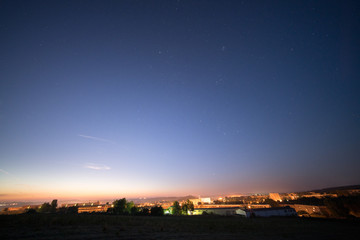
<box><xmin>192</xmin><ymin>207</ymin><xmax>242</xmax><ymax>216</ymax></box>
<box><xmin>269</xmin><ymin>193</ymin><xmax>282</xmax><ymax>202</ymax></box>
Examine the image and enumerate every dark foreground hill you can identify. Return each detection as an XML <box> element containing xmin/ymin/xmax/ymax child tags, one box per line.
<box><xmin>1</xmin><ymin>214</ymin><xmax>359</xmax><ymax>240</ymax></box>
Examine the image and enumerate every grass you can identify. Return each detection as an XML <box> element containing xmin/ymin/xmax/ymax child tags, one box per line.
<box><xmin>1</xmin><ymin>214</ymin><xmax>359</xmax><ymax>239</ymax></box>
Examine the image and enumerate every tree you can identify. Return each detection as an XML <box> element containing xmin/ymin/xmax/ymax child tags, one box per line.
<box><xmin>130</xmin><ymin>206</ymin><xmax>138</xmax><ymax>215</ymax></box>
<box><xmin>126</xmin><ymin>201</ymin><xmax>135</xmax><ymax>213</ymax></box>
<box><xmin>139</xmin><ymin>207</ymin><xmax>150</xmax><ymax>216</ymax></box>
<box><xmin>26</xmin><ymin>208</ymin><xmax>37</xmax><ymax>214</ymax></box>
<box><xmin>172</xmin><ymin>201</ymin><xmax>182</xmax><ymax>215</ymax></box>
<box><xmin>67</xmin><ymin>206</ymin><xmax>78</xmax><ymax>214</ymax></box>
<box><xmin>181</xmin><ymin>199</ymin><xmax>194</xmax><ymax>215</ymax></box>
<box><xmin>150</xmin><ymin>206</ymin><xmax>164</xmax><ymax>216</ymax></box>
<box><xmin>38</xmin><ymin>202</ymin><xmax>52</xmax><ymax>213</ymax></box>
<box><xmin>113</xmin><ymin>198</ymin><xmax>127</xmax><ymax>215</ymax></box>
<box><xmin>58</xmin><ymin>206</ymin><xmax>78</xmax><ymax>214</ymax></box>
<box><xmin>112</xmin><ymin>198</ymin><xmax>137</xmax><ymax>215</ymax></box>
<box><xmin>51</xmin><ymin>199</ymin><xmax>58</xmax><ymax>213</ymax></box>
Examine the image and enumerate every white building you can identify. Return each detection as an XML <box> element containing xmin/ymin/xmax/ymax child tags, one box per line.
<box><xmin>200</xmin><ymin>197</ymin><xmax>211</xmax><ymax>204</ymax></box>
<box><xmin>237</xmin><ymin>206</ymin><xmax>297</xmax><ymax>218</ymax></box>
<box><xmin>189</xmin><ymin>197</ymin><xmax>212</xmax><ymax>205</ymax></box>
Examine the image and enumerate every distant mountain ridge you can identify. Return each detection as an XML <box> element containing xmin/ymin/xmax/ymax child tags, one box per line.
<box><xmin>309</xmin><ymin>185</ymin><xmax>360</xmax><ymax>193</ymax></box>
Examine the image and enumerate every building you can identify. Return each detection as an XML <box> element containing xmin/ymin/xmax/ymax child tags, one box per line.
<box><xmin>194</xmin><ymin>204</ymin><xmax>270</xmax><ymax>209</ymax></box>
<box><xmin>188</xmin><ymin>197</ymin><xmax>212</xmax><ymax>206</ymax></box>
<box><xmin>3</xmin><ymin>205</ymin><xmax>39</xmax><ymax>214</ymax></box>
<box><xmin>283</xmin><ymin>193</ymin><xmax>299</xmax><ymax>200</ymax></box>
<box><xmin>78</xmin><ymin>204</ymin><xmax>111</xmax><ymax>213</ymax></box>
<box><xmin>237</xmin><ymin>206</ymin><xmax>297</xmax><ymax>218</ymax></box>
<box><xmin>61</xmin><ymin>201</ymin><xmax>101</xmax><ymax>208</ymax></box>
<box><xmin>159</xmin><ymin>202</ymin><xmax>172</xmax><ymax>210</ymax></box>
<box><xmin>269</xmin><ymin>193</ymin><xmax>282</xmax><ymax>202</ymax></box>
<box><xmin>348</xmin><ymin>189</ymin><xmax>360</xmax><ymax>195</ymax></box>
<box><xmin>192</xmin><ymin>207</ymin><xmax>241</xmax><ymax>216</ymax></box>
<box><xmin>200</xmin><ymin>197</ymin><xmax>211</xmax><ymax>204</ymax></box>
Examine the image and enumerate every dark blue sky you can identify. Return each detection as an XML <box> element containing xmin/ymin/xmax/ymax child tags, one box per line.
<box><xmin>0</xmin><ymin>0</ymin><xmax>359</xmax><ymax>200</ymax></box>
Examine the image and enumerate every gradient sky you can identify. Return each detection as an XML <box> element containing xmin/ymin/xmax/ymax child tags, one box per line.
<box><xmin>1</xmin><ymin>0</ymin><xmax>360</xmax><ymax>201</ymax></box>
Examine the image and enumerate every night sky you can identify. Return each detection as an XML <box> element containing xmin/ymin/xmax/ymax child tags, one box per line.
<box><xmin>1</xmin><ymin>0</ymin><xmax>360</xmax><ymax>200</ymax></box>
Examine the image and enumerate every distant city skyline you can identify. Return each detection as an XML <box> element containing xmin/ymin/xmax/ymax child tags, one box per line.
<box><xmin>1</xmin><ymin>0</ymin><xmax>360</xmax><ymax>201</ymax></box>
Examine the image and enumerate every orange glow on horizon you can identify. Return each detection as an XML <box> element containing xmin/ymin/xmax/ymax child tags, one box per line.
<box><xmin>0</xmin><ymin>189</ymin><xmax>201</xmax><ymax>202</ymax></box>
